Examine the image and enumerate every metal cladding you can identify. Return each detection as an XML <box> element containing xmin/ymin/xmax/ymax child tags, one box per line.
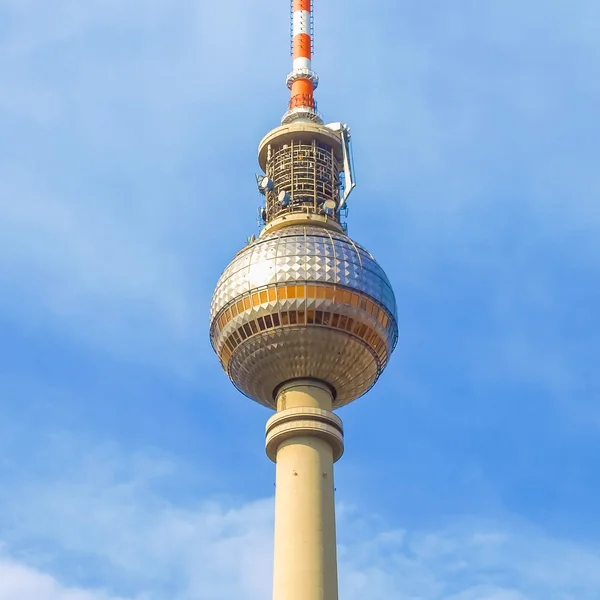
<box><xmin>210</xmin><ymin>226</ymin><xmax>398</xmax><ymax>408</ymax></box>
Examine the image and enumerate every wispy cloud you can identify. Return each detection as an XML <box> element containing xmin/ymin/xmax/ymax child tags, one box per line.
<box><xmin>0</xmin><ymin>557</ymin><xmax>127</xmax><ymax>600</ymax></box>
<box><xmin>0</xmin><ymin>0</ymin><xmax>286</xmax><ymax>371</ymax></box>
<box><xmin>1</xmin><ymin>439</ymin><xmax>600</xmax><ymax>600</ymax></box>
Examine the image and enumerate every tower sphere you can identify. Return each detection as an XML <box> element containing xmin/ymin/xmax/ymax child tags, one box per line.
<box><xmin>210</xmin><ymin>224</ymin><xmax>398</xmax><ymax>408</ymax></box>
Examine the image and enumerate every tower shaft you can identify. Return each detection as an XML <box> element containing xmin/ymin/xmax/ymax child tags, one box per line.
<box><xmin>266</xmin><ymin>380</ymin><xmax>344</xmax><ymax>600</ymax></box>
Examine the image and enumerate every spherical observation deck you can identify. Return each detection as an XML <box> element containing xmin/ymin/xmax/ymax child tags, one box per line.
<box><xmin>210</xmin><ymin>225</ymin><xmax>398</xmax><ymax>409</ymax></box>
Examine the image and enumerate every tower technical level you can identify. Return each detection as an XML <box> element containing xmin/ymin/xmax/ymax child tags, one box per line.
<box><xmin>210</xmin><ymin>2</ymin><xmax>398</xmax><ymax>598</ymax></box>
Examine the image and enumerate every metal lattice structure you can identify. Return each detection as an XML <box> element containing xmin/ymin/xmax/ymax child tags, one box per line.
<box><xmin>264</xmin><ymin>139</ymin><xmax>341</xmax><ymax>222</ymax></box>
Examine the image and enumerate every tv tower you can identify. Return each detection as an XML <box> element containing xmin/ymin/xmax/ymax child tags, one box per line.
<box><xmin>209</xmin><ymin>1</ymin><xmax>398</xmax><ymax>598</ymax></box>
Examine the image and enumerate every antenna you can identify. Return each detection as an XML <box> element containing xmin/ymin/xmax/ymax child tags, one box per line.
<box><xmin>257</xmin><ymin>175</ymin><xmax>274</xmax><ymax>194</ymax></box>
<box><xmin>325</xmin><ymin>122</ymin><xmax>357</xmax><ymax>209</ymax></box>
<box><xmin>283</xmin><ymin>0</ymin><xmax>320</xmax><ymax>124</ymax></box>
<box><xmin>323</xmin><ymin>199</ymin><xmax>336</xmax><ymax>212</ymax></box>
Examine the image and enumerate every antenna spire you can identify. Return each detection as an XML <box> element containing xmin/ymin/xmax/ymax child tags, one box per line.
<box><xmin>283</xmin><ymin>0</ymin><xmax>321</xmax><ymax>124</ymax></box>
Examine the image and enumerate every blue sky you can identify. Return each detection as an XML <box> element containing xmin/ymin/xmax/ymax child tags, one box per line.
<box><xmin>0</xmin><ymin>0</ymin><xmax>599</xmax><ymax>598</ymax></box>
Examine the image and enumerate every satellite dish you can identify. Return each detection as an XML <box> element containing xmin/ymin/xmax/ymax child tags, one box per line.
<box><xmin>324</xmin><ymin>199</ymin><xmax>336</xmax><ymax>211</ymax></box>
<box><xmin>259</xmin><ymin>176</ymin><xmax>274</xmax><ymax>192</ymax></box>
<box><xmin>278</xmin><ymin>191</ymin><xmax>290</xmax><ymax>206</ymax></box>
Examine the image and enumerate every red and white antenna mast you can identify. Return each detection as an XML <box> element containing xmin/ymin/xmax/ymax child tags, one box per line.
<box><xmin>283</xmin><ymin>0</ymin><xmax>321</xmax><ymax>124</ymax></box>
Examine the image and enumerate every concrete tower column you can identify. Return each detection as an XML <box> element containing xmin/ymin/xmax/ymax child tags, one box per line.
<box><xmin>266</xmin><ymin>379</ymin><xmax>344</xmax><ymax>600</ymax></box>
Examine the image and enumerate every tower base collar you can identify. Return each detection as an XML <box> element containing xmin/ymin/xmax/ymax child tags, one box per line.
<box><xmin>266</xmin><ymin>406</ymin><xmax>344</xmax><ymax>462</ymax></box>
<box><xmin>266</xmin><ymin>379</ymin><xmax>344</xmax><ymax>462</ymax></box>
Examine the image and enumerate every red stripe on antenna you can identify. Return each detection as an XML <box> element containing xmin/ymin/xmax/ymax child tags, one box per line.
<box><xmin>292</xmin><ymin>33</ymin><xmax>312</xmax><ymax>60</ymax></box>
<box><xmin>292</xmin><ymin>0</ymin><xmax>311</xmax><ymax>11</ymax></box>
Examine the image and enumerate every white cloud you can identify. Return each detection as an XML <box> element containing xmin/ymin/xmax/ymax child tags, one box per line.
<box><xmin>0</xmin><ymin>558</ymin><xmax>126</xmax><ymax>600</ymax></box>
<box><xmin>338</xmin><ymin>512</ymin><xmax>600</xmax><ymax>600</ymax></box>
<box><xmin>0</xmin><ymin>440</ymin><xmax>274</xmax><ymax>600</ymax></box>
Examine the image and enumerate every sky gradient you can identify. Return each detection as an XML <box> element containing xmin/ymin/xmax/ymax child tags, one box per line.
<box><xmin>1</xmin><ymin>0</ymin><xmax>599</xmax><ymax>598</ymax></box>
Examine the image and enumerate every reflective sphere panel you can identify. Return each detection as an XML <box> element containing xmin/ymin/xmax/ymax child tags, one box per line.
<box><xmin>210</xmin><ymin>225</ymin><xmax>398</xmax><ymax>408</ymax></box>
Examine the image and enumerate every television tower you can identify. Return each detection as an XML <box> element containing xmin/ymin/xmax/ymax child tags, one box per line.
<box><xmin>209</xmin><ymin>2</ymin><xmax>398</xmax><ymax>598</ymax></box>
